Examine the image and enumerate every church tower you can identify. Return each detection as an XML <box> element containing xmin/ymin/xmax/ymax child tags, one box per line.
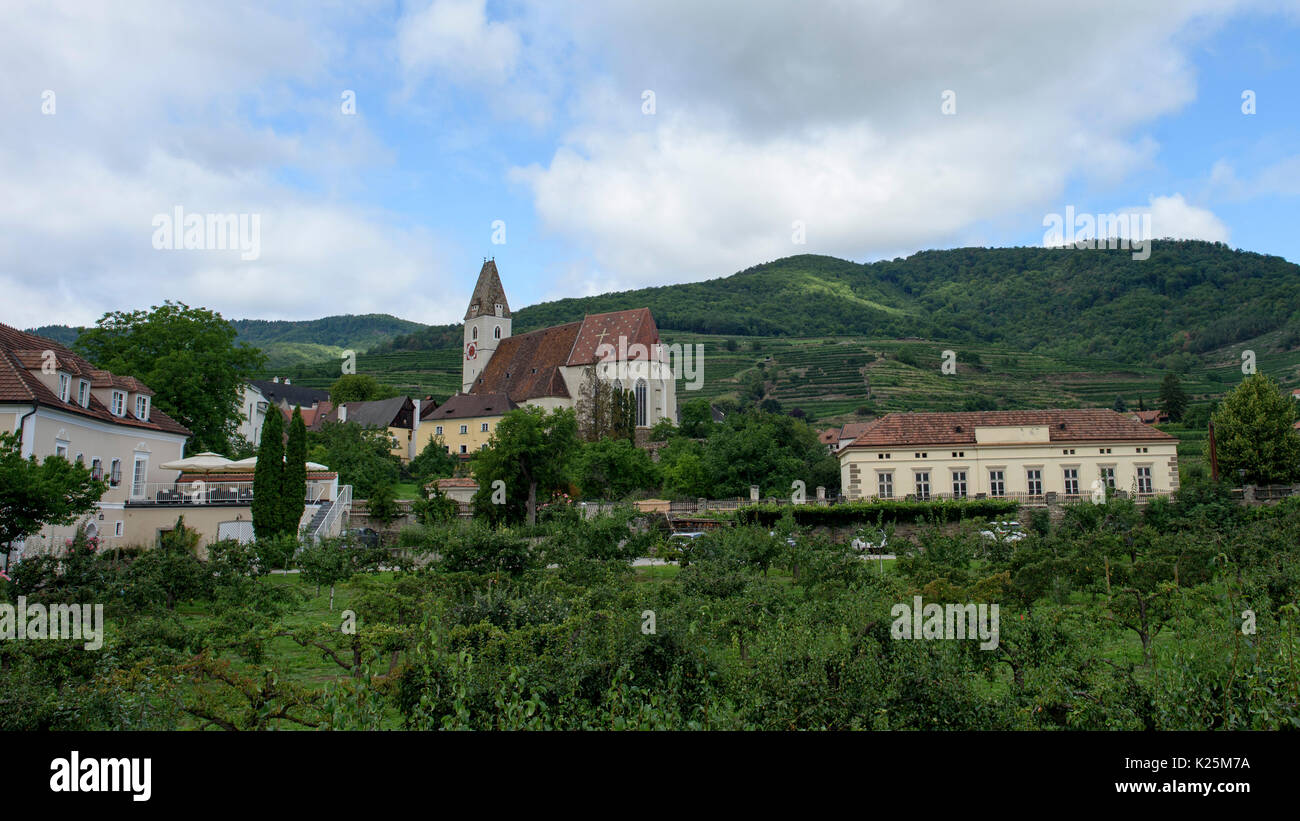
<box><xmin>462</xmin><ymin>259</ymin><xmax>511</xmax><ymax>393</ymax></box>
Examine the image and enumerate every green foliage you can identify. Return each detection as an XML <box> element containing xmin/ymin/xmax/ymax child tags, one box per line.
<box><xmin>573</xmin><ymin>438</ymin><xmax>658</xmax><ymax>500</ymax></box>
<box><xmin>1211</xmin><ymin>372</ymin><xmax>1300</xmax><ymax>484</ymax></box>
<box><xmin>307</xmin><ymin>420</ymin><xmax>401</xmax><ymax>498</ymax></box>
<box><xmin>737</xmin><ymin>498</ymin><xmax>1020</xmax><ymax>526</ymax></box>
<box><xmin>281</xmin><ymin>406</ymin><xmax>308</xmax><ymax>537</ymax></box>
<box><xmin>367</xmin><ymin>483</ymin><xmax>400</xmax><ymax>526</ymax></box>
<box><xmin>700</xmin><ymin>409</ymin><xmax>839</xmax><ymax>497</ymax></box>
<box><xmin>471</xmin><ymin>407</ymin><xmax>580</xmax><ymax>525</ymax></box>
<box><xmin>329</xmin><ymin>373</ymin><xmax>398</xmax><ymax>404</ymax></box>
<box><xmin>407</xmin><ymin>435</ymin><xmax>457</xmax><ymax>484</ymax></box>
<box><xmin>1158</xmin><ymin>373</ymin><xmax>1188</xmax><ymax>421</ymax></box>
<box><xmin>251</xmin><ymin>409</ymin><xmax>285</xmax><ymax>539</ymax></box>
<box><xmin>74</xmin><ymin>301</ymin><xmax>265</xmax><ymax>452</ymax></box>
<box><xmin>0</xmin><ymin>431</ymin><xmax>105</xmax><ymax>555</ymax></box>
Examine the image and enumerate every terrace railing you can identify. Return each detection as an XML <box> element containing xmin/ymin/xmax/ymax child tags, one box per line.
<box><xmin>126</xmin><ymin>481</ymin><xmax>332</xmax><ymax>506</ymax></box>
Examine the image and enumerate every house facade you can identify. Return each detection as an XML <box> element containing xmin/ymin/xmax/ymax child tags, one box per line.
<box><xmin>418</xmin><ymin>392</ymin><xmax>515</xmax><ymax>458</ymax></box>
<box><xmin>460</xmin><ymin>260</ymin><xmax>677</xmax><ymax>429</ymax></box>
<box><xmin>839</xmin><ymin>409</ymin><xmax>1179</xmax><ymax>502</ymax></box>
<box><xmin>239</xmin><ymin>378</ymin><xmax>330</xmax><ymax>446</ymax></box>
<box><xmin>1</xmin><ymin>323</ymin><xmax>192</xmax><ymax>558</ymax></box>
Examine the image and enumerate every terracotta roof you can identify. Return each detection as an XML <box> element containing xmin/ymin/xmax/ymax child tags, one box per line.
<box><xmin>464</xmin><ymin>260</ymin><xmax>511</xmax><ymax>321</ymax></box>
<box><xmin>842</xmin><ymin>409</ymin><xmax>1177</xmax><ymax>450</ymax></box>
<box><xmin>280</xmin><ymin>402</ymin><xmax>332</xmax><ymax>429</ymax></box>
<box><xmin>0</xmin><ymin>322</ymin><xmax>189</xmax><ymax>435</ymax></box>
<box><xmin>427</xmin><ymin>392</ymin><xmax>515</xmax><ymax>420</ymax></box>
<box><xmin>1130</xmin><ymin>410</ymin><xmax>1168</xmax><ymax>424</ymax></box>
<box><xmin>434</xmin><ymin>478</ymin><xmax>479</xmax><ymax>489</ymax></box>
<box><xmin>566</xmin><ymin>308</ymin><xmax>660</xmax><ymax>367</ymax></box>
<box><xmin>471</xmin><ymin>322</ymin><xmax>581</xmax><ymax>402</ymax></box>
<box><xmin>817</xmin><ymin>428</ymin><xmax>839</xmax><ymax>445</ymax></box>
<box><xmin>839</xmin><ymin>420</ymin><xmax>878</xmax><ymax>441</ymax></box>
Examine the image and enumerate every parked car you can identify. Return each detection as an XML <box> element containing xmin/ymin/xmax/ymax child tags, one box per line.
<box><xmin>980</xmin><ymin>520</ymin><xmax>1026</xmax><ymax>543</ymax></box>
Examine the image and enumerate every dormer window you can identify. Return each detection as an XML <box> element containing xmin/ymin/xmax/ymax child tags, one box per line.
<box><xmin>58</xmin><ymin>373</ymin><xmax>70</xmax><ymax>402</ymax></box>
<box><xmin>494</xmin><ymin>303</ymin><xmax>503</xmax><ymax>317</ymax></box>
<box><xmin>135</xmin><ymin>395</ymin><xmax>150</xmax><ymax>421</ymax></box>
<box><xmin>111</xmin><ymin>391</ymin><xmax>126</xmax><ymax>416</ymax></box>
<box><xmin>77</xmin><ymin>380</ymin><xmax>90</xmax><ymax>407</ymax></box>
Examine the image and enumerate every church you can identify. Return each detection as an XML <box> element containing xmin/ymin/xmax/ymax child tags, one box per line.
<box><xmin>457</xmin><ymin>259</ymin><xmax>678</xmax><ymax>431</ymax></box>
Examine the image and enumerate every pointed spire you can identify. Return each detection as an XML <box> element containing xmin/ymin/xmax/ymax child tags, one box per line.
<box><xmin>465</xmin><ymin>259</ymin><xmax>511</xmax><ymax>320</ymax></box>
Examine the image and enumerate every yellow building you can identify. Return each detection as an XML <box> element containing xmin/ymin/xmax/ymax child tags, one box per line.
<box><xmin>839</xmin><ymin>409</ymin><xmax>1179</xmax><ymax>502</ymax></box>
<box><xmin>326</xmin><ymin>397</ymin><xmax>417</xmax><ymax>462</ymax></box>
<box><xmin>418</xmin><ymin>393</ymin><xmax>516</xmax><ymax>459</ymax></box>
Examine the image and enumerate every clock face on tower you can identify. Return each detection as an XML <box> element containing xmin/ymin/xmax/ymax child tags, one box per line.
<box><xmin>465</xmin><ymin>342</ymin><xmax>477</xmax><ymax>360</ymax></box>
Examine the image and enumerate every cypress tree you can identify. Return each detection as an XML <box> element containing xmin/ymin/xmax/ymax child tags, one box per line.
<box><xmin>281</xmin><ymin>406</ymin><xmax>308</xmax><ymax>538</ymax></box>
<box><xmin>252</xmin><ymin>409</ymin><xmax>285</xmax><ymax>539</ymax></box>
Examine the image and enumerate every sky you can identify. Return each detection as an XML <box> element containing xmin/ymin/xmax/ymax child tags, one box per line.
<box><xmin>2</xmin><ymin>0</ymin><xmax>1299</xmax><ymax>330</ymax></box>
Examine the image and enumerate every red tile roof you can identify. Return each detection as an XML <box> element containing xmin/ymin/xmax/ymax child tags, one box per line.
<box><xmin>0</xmin><ymin>322</ymin><xmax>189</xmax><ymax>435</ymax></box>
<box><xmin>566</xmin><ymin>308</ymin><xmax>660</xmax><ymax>366</ymax></box>
<box><xmin>471</xmin><ymin>321</ymin><xmax>582</xmax><ymax>402</ymax></box>
<box><xmin>427</xmin><ymin>392</ymin><xmax>515</xmax><ymax>419</ymax></box>
<box><xmin>817</xmin><ymin>428</ymin><xmax>839</xmax><ymax>445</ymax></box>
<box><xmin>842</xmin><ymin>409</ymin><xmax>1176</xmax><ymax>450</ymax></box>
<box><xmin>1130</xmin><ymin>410</ymin><xmax>1168</xmax><ymax>424</ymax></box>
<box><xmin>838</xmin><ymin>420</ymin><xmax>879</xmax><ymax>441</ymax></box>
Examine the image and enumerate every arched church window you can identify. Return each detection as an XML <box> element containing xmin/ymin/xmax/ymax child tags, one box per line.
<box><xmin>472</xmin><ymin>327</ymin><xmax>478</xmax><ymax>340</ymax></box>
<box><xmin>635</xmin><ymin>379</ymin><xmax>648</xmax><ymax>427</ymax></box>
<box><xmin>494</xmin><ymin>326</ymin><xmax>501</xmax><ymax>339</ymax></box>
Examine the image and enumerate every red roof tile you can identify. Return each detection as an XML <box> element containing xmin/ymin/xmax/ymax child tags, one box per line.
<box><xmin>566</xmin><ymin>308</ymin><xmax>660</xmax><ymax>366</ymax></box>
<box><xmin>471</xmin><ymin>322</ymin><xmax>582</xmax><ymax>402</ymax></box>
<box><xmin>0</xmin><ymin>322</ymin><xmax>189</xmax><ymax>435</ymax></box>
<box><xmin>843</xmin><ymin>409</ymin><xmax>1176</xmax><ymax>450</ymax></box>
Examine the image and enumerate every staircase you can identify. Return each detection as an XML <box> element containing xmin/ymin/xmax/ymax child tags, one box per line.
<box><xmin>304</xmin><ymin>499</ymin><xmax>334</xmax><ymax>536</ymax></box>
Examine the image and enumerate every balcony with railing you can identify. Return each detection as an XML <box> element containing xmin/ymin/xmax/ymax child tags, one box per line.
<box><xmin>125</xmin><ymin>480</ymin><xmax>334</xmax><ymax>506</ymax></box>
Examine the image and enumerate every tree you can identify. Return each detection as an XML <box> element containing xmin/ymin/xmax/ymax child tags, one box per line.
<box><xmin>252</xmin><ymin>409</ymin><xmax>285</xmax><ymax>539</ymax></box>
<box><xmin>471</xmin><ymin>407</ymin><xmax>579</xmax><ymax>525</ymax></box>
<box><xmin>1158</xmin><ymin>374</ymin><xmax>1188</xmax><ymax>422</ymax></box>
<box><xmin>129</xmin><ymin>516</ymin><xmax>210</xmax><ymax>611</ymax></box>
<box><xmin>307</xmin><ymin>421</ymin><xmax>401</xmax><ymax>498</ymax></box>
<box><xmin>407</xmin><ymin>435</ymin><xmax>457</xmax><ymax>484</ymax></box>
<box><xmin>0</xmin><ymin>432</ymin><xmax>105</xmax><ymax>566</ymax></box>
<box><xmin>367</xmin><ymin>483</ymin><xmax>399</xmax><ymax>527</ymax></box>
<box><xmin>679</xmin><ymin>398</ymin><xmax>715</xmax><ymax>438</ymax></box>
<box><xmin>574</xmin><ymin>367</ymin><xmax>635</xmax><ymax>442</ymax></box>
<box><xmin>1113</xmin><ymin>395</ymin><xmax>1127</xmax><ymax>413</ymax></box>
<box><xmin>329</xmin><ymin>374</ymin><xmax>397</xmax><ymax>405</ymax></box>
<box><xmin>281</xmin><ymin>406</ymin><xmax>308</xmax><ymax>538</ymax></box>
<box><xmin>74</xmin><ymin>301</ymin><xmax>265</xmax><ymax>452</ymax></box>
<box><xmin>573</xmin><ymin>438</ymin><xmax>658</xmax><ymax>500</ymax></box>
<box><xmin>1212</xmin><ymin>373</ymin><xmax>1300</xmax><ymax>484</ymax></box>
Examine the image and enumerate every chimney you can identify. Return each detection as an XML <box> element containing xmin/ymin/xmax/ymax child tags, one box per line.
<box><xmin>339</xmin><ymin>405</ymin><xmax>348</xmax><ymax>423</ymax></box>
<box><xmin>411</xmin><ymin>399</ymin><xmax>421</xmax><ymax>460</ymax></box>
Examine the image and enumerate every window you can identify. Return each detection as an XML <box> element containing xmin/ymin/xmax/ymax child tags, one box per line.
<box><xmin>480</xmin><ymin>422</ymin><xmax>489</xmax><ymax>432</ymax></box>
<box><xmin>1099</xmin><ymin>447</ymin><xmax>1112</xmax><ymax>454</ymax></box>
<box><xmin>1026</xmin><ymin>468</ymin><xmax>1042</xmax><ymax>496</ymax></box>
<box><xmin>75</xmin><ymin>452</ymin><xmax>84</xmax><ymax>466</ymax></box>
<box><xmin>1062</xmin><ymin>448</ymin><xmax>1075</xmax><ymax>455</ymax></box>
<box><xmin>1137</xmin><ymin>447</ymin><xmax>1149</xmax><ymax>454</ymax></box>
<box><xmin>111</xmin><ymin>391</ymin><xmax>125</xmax><ymax>416</ymax></box>
<box><xmin>877</xmin><ymin>472</ymin><xmax>893</xmax><ymax>499</ymax></box>
<box><xmin>493</xmin><ymin>326</ymin><xmax>501</xmax><ymax>340</ymax></box>
<box><xmin>472</xmin><ymin>326</ymin><xmax>478</xmax><ymax>340</ymax></box>
<box><xmin>435</xmin><ymin>425</ymin><xmax>443</xmax><ymax>436</ymax></box>
<box><xmin>1063</xmin><ymin>467</ymin><xmax>1079</xmax><ymax>496</ymax></box>
<box><xmin>635</xmin><ymin>379</ymin><xmax>648</xmax><ymax>427</ymax></box>
<box><xmin>58</xmin><ymin>373</ymin><xmax>70</xmax><ymax>402</ymax></box>
<box><xmin>951</xmin><ymin>451</ymin><xmax>964</xmax><ymax>458</ymax></box>
<box><xmin>110</xmin><ymin>459</ymin><xmax>122</xmax><ymax>487</ymax></box>
<box><xmin>135</xmin><ymin>395</ymin><xmax>149</xmax><ymax>420</ymax></box>
<box><xmin>91</xmin><ymin>458</ymin><xmax>103</xmax><ymax>481</ymax></box>
<box><xmin>114</xmin><ymin>521</ymin><xmax>124</xmax><ymax>537</ymax></box>
<box><xmin>481</xmin><ymin>443</ymin><xmax>488</xmax><ymax>451</ymax></box>
<box><xmin>914</xmin><ymin>471</ymin><xmax>930</xmax><ymax>500</ymax></box>
<box><xmin>55</xmin><ymin>443</ymin><xmax>69</xmax><ymax>460</ymax></box>
<box><xmin>952</xmin><ymin>471</ymin><xmax>967</xmax><ymax>498</ymax></box>
<box><xmin>459</xmin><ymin>445</ymin><xmax>467</xmax><ymax>454</ymax></box>
<box><xmin>1136</xmin><ymin>466</ymin><xmax>1153</xmax><ymax>494</ymax></box>
<box><xmin>131</xmin><ymin>457</ymin><xmax>148</xmax><ymax>498</ymax></box>
<box><xmin>913</xmin><ymin>452</ymin><xmax>928</xmax><ymax>459</ymax></box>
<box><xmin>989</xmin><ymin>470</ymin><xmax>1005</xmax><ymax>497</ymax></box>
<box><xmin>77</xmin><ymin>380</ymin><xmax>89</xmax><ymax>407</ymax></box>
<box><xmin>459</xmin><ymin>424</ymin><xmax>468</xmax><ymax>435</ymax></box>
<box><xmin>1100</xmin><ymin>466</ymin><xmax>1115</xmax><ymax>488</ymax></box>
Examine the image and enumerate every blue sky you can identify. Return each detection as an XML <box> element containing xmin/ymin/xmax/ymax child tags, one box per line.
<box><xmin>1</xmin><ymin>0</ymin><xmax>1298</xmax><ymax>330</ymax></box>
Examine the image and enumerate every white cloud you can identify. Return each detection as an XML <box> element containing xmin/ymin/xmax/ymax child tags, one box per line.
<box><xmin>0</xmin><ymin>0</ymin><xmax>463</xmax><ymax>329</ymax></box>
<box><xmin>1141</xmin><ymin>194</ymin><xmax>1231</xmax><ymax>242</ymax></box>
<box><xmin>511</xmin><ymin>0</ymin><xmax>1250</xmax><ymax>286</ymax></box>
<box><xmin>397</xmin><ymin>0</ymin><xmax>522</xmax><ymax>87</ymax></box>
